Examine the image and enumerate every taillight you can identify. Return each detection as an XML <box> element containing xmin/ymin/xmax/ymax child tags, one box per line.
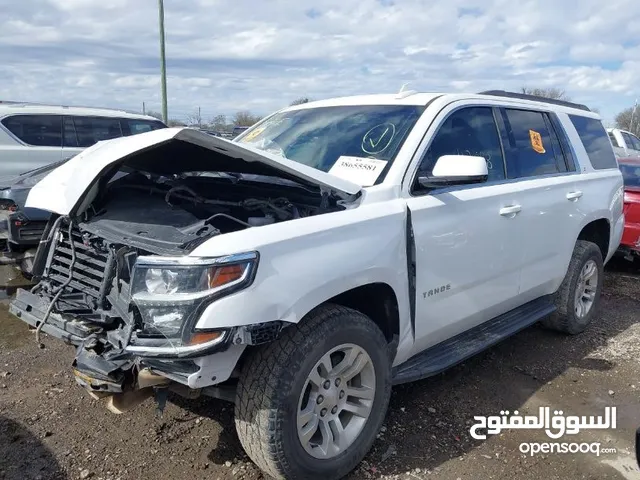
<box><xmin>0</xmin><ymin>200</ymin><xmax>17</xmax><ymax>211</ymax></box>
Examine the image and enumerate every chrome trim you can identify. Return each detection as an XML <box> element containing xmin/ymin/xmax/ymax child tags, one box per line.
<box><xmin>125</xmin><ymin>330</ymin><xmax>228</xmax><ymax>357</ymax></box>
<box><xmin>135</xmin><ymin>251</ymin><xmax>258</xmax><ymax>267</ymax></box>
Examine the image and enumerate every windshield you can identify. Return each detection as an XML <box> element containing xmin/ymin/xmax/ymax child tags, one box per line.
<box><xmin>235</xmin><ymin>105</ymin><xmax>425</xmax><ymax>185</ymax></box>
<box><xmin>620</xmin><ymin>162</ymin><xmax>640</xmax><ymax>188</ymax></box>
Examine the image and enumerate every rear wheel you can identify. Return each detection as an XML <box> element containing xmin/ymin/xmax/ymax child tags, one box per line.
<box><xmin>542</xmin><ymin>240</ymin><xmax>604</xmax><ymax>334</ymax></box>
<box><xmin>235</xmin><ymin>304</ymin><xmax>392</xmax><ymax>480</ymax></box>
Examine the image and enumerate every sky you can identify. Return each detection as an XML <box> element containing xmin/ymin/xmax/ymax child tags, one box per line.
<box><xmin>1</xmin><ymin>0</ymin><xmax>639</xmax><ymax>125</ymax></box>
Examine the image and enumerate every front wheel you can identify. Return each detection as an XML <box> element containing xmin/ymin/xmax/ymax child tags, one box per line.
<box><xmin>235</xmin><ymin>304</ymin><xmax>392</xmax><ymax>480</ymax></box>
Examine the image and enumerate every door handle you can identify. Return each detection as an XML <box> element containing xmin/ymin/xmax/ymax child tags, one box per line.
<box><xmin>499</xmin><ymin>205</ymin><xmax>522</xmax><ymax>217</ymax></box>
<box><xmin>566</xmin><ymin>191</ymin><xmax>583</xmax><ymax>201</ymax></box>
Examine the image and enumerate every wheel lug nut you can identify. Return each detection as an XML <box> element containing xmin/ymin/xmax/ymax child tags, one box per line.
<box><xmin>323</xmin><ymin>380</ymin><xmax>331</xmax><ymax>389</ymax></box>
<box><xmin>339</xmin><ymin>390</ymin><xmax>345</xmax><ymax>399</ymax></box>
<box><xmin>320</xmin><ymin>408</ymin><xmax>327</xmax><ymax>417</ymax></box>
<box><xmin>335</xmin><ymin>378</ymin><xmax>341</xmax><ymax>387</ymax></box>
<box><xmin>316</xmin><ymin>395</ymin><xmax>324</xmax><ymax>404</ymax></box>
<box><xmin>331</xmin><ymin>406</ymin><xmax>338</xmax><ymax>414</ymax></box>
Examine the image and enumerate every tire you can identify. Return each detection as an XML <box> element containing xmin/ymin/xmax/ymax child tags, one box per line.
<box><xmin>234</xmin><ymin>304</ymin><xmax>392</xmax><ymax>480</ymax></box>
<box><xmin>542</xmin><ymin>240</ymin><xmax>604</xmax><ymax>334</ymax></box>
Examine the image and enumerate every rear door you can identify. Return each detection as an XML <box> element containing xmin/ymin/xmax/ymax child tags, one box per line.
<box><xmin>0</xmin><ymin>114</ymin><xmax>63</xmax><ymax>175</ymax></box>
<box><xmin>61</xmin><ymin>116</ymin><xmax>124</xmax><ymax>160</ymax></box>
<box><xmin>498</xmin><ymin>107</ymin><xmax>582</xmax><ymax>300</ymax></box>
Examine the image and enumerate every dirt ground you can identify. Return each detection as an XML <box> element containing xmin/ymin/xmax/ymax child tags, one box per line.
<box><xmin>1</xmin><ymin>260</ymin><xmax>640</xmax><ymax>480</ymax></box>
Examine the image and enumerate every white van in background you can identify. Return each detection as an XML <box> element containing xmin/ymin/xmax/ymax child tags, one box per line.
<box><xmin>0</xmin><ymin>103</ymin><xmax>166</xmax><ymax>176</ymax></box>
<box><xmin>607</xmin><ymin>127</ymin><xmax>640</xmax><ymax>158</ymax></box>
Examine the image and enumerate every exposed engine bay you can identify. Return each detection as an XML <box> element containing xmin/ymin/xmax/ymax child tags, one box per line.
<box><xmin>17</xmin><ymin>163</ymin><xmax>346</xmax><ymax>397</ymax></box>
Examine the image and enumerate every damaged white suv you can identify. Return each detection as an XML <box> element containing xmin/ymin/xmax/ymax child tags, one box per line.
<box><xmin>10</xmin><ymin>90</ymin><xmax>624</xmax><ymax>479</ymax></box>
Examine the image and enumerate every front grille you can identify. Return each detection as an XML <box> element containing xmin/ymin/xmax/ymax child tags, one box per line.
<box><xmin>48</xmin><ymin>225</ymin><xmax>113</xmax><ymax>303</ymax></box>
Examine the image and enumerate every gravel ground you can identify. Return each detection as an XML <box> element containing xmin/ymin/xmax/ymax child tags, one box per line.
<box><xmin>1</xmin><ymin>260</ymin><xmax>639</xmax><ymax>480</ymax></box>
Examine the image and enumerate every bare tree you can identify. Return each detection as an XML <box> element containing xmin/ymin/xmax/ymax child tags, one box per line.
<box><xmin>615</xmin><ymin>105</ymin><xmax>640</xmax><ymax>137</ymax></box>
<box><xmin>209</xmin><ymin>114</ymin><xmax>228</xmax><ymax>131</ymax></box>
<box><xmin>290</xmin><ymin>97</ymin><xmax>311</xmax><ymax>106</ymax></box>
<box><xmin>186</xmin><ymin>108</ymin><xmax>203</xmax><ymax>128</ymax></box>
<box><xmin>146</xmin><ymin>110</ymin><xmax>163</xmax><ymax>120</ymax></box>
<box><xmin>521</xmin><ymin>87</ymin><xmax>570</xmax><ymax>101</ymax></box>
<box><xmin>232</xmin><ymin>111</ymin><xmax>262</xmax><ymax>127</ymax></box>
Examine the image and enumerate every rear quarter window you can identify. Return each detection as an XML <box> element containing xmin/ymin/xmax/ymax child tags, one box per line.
<box><xmin>569</xmin><ymin>115</ymin><xmax>618</xmax><ymax>170</ymax></box>
<box><xmin>1</xmin><ymin>114</ymin><xmax>63</xmax><ymax>147</ymax></box>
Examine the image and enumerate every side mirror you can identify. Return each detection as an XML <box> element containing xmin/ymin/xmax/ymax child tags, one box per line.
<box><xmin>418</xmin><ymin>155</ymin><xmax>488</xmax><ymax>189</ymax></box>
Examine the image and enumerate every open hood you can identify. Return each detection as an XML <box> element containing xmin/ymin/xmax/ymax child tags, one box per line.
<box><xmin>26</xmin><ymin>127</ymin><xmax>362</xmax><ymax>215</ymax></box>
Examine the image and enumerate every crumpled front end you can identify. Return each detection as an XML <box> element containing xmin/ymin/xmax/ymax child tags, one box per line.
<box><xmin>8</xmin><ymin>217</ymin><xmax>276</xmax><ymax>407</ymax></box>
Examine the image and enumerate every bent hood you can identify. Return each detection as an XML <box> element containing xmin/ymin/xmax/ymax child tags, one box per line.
<box><xmin>26</xmin><ymin>127</ymin><xmax>362</xmax><ymax>215</ymax></box>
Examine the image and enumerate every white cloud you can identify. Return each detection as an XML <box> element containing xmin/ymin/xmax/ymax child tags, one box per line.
<box><xmin>0</xmin><ymin>0</ymin><xmax>639</xmax><ymax>123</ymax></box>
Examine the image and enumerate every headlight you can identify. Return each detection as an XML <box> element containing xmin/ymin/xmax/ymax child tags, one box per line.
<box><xmin>126</xmin><ymin>252</ymin><xmax>258</xmax><ymax>355</ymax></box>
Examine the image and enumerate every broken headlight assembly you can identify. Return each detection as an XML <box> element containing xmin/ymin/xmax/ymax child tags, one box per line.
<box><xmin>125</xmin><ymin>251</ymin><xmax>259</xmax><ymax>357</ymax></box>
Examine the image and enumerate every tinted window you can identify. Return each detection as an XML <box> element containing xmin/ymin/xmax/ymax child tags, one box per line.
<box><xmin>121</xmin><ymin>118</ymin><xmax>165</xmax><ymax>136</ymax></box>
<box><xmin>608</xmin><ymin>132</ymin><xmax>620</xmax><ymax>148</ymax></box>
<box><xmin>416</xmin><ymin>107</ymin><xmax>505</xmax><ymax>182</ymax></box>
<box><xmin>1</xmin><ymin>115</ymin><xmax>62</xmax><ymax>147</ymax></box>
<box><xmin>63</xmin><ymin>117</ymin><xmax>79</xmax><ymax>147</ymax></box>
<box><xmin>569</xmin><ymin>115</ymin><xmax>618</xmax><ymax>169</ymax></box>
<box><xmin>620</xmin><ymin>163</ymin><xmax>640</xmax><ymax>188</ymax></box>
<box><xmin>72</xmin><ymin>116</ymin><xmax>122</xmax><ymax>147</ymax></box>
<box><xmin>502</xmin><ymin>109</ymin><xmax>560</xmax><ymax>178</ymax></box>
<box><xmin>628</xmin><ymin>133</ymin><xmax>640</xmax><ymax>151</ymax></box>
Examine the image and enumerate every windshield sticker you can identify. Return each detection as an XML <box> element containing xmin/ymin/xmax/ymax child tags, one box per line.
<box><xmin>241</xmin><ymin>126</ymin><xmax>266</xmax><ymax>142</ymax></box>
<box><xmin>328</xmin><ymin>156</ymin><xmax>388</xmax><ymax>186</ymax></box>
<box><xmin>529</xmin><ymin>129</ymin><xmax>546</xmax><ymax>154</ymax></box>
<box><xmin>362</xmin><ymin>123</ymin><xmax>396</xmax><ymax>155</ymax></box>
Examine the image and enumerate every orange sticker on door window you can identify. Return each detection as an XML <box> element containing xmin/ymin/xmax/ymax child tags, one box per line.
<box><xmin>529</xmin><ymin>129</ymin><xmax>546</xmax><ymax>154</ymax></box>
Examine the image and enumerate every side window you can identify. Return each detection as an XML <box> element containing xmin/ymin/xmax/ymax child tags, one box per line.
<box><xmin>501</xmin><ymin>109</ymin><xmax>560</xmax><ymax>178</ymax></box>
<box><xmin>621</xmin><ymin>132</ymin><xmax>634</xmax><ymax>150</ymax></box>
<box><xmin>63</xmin><ymin>117</ymin><xmax>79</xmax><ymax>147</ymax></box>
<box><xmin>608</xmin><ymin>132</ymin><xmax>620</xmax><ymax>148</ymax></box>
<box><xmin>549</xmin><ymin>113</ymin><xmax>576</xmax><ymax>172</ymax></box>
<box><xmin>121</xmin><ymin>119</ymin><xmax>166</xmax><ymax>136</ymax></box>
<box><xmin>569</xmin><ymin>115</ymin><xmax>618</xmax><ymax>170</ymax></box>
<box><xmin>1</xmin><ymin>115</ymin><xmax>62</xmax><ymax>147</ymax></box>
<box><xmin>629</xmin><ymin>133</ymin><xmax>640</xmax><ymax>151</ymax></box>
<box><xmin>416</xmin><ymin>106</ymin><xmax>505</xmax><ymax>184</ymax></box>
<box><xmin>72</xmin><ymin>116</ymin><xmax>123</xmax><ymax>147</ymax></box>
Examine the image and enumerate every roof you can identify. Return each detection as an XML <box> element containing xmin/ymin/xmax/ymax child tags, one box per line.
<box><xmin>0</xmin><ymin>102</ymin><xmax>160</xmax><ymax>121</ymax></box>
<box><xmin>283</xmin><ymin>91</ymin><xmax>600</xmax><ymax>117</ymax></box>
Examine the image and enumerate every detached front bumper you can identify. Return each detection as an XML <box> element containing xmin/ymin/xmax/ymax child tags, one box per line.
<box><xmin>9</xmin><ymin>288</ymin><xmax>248</xmax><ymax>392</ymax></box>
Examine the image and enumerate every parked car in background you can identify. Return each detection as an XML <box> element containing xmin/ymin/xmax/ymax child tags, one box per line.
<box><xmin>232</xmin><ymin>125</ymin><xmax>249</xmax><ymax>138</ymax></box>
<box><xmin>618</xmin><ymin>157</ymin><xmax>640</xmax><ymax>260</ymax></box>
<box><xmin>0</xmin><ymin>103</ymin><xmax>166</xmax><ymax>177</ymax></box>
<box><xmin>8</xmin><ymin>90</ymin><xmax>623</xmax><ymax>479</ymax></box>
<box><xmin>607</xmin><ymin>128</ymin><xmax>640</xmax><ymax>158</ymax></box>
<box><xmin>0</xmin><ymin>107</ymin><xmax>167</xmax><ymax>277</ymax></box>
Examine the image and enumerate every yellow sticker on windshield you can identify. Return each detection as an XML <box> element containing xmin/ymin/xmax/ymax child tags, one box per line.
<box><xmin>242</xmin><ymin>126</ymin><xmax>265</xmax><ymax>142</ymax></box>
<box><xmin>529</xmin><ymin>129</ymin><xmax>546</xmax><ymax>154</ymax></box>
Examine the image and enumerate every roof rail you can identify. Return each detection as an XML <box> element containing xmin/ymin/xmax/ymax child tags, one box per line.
<box><xmin>0</xmin><ymin>100</ymin><xmax>140</xmax><ymax>115</ymax></box>
<box><xmin>478</xmin><ymin>90</ymin><xmax>591</xmax><ymax>112</ymax></box>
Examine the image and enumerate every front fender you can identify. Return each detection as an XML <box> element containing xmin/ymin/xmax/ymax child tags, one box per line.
<box><xmin>192</xmin><ymin>200</ymin><xmax>411</xmax><ymax>340</ymax></box>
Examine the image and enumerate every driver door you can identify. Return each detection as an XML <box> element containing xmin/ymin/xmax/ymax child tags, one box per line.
<box><xmin>404</xmin><ymin>105</ymin><xmax>525</xmax><ymax>355</ymax></box>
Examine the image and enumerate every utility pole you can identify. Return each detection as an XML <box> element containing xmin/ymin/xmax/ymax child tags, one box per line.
<box><xmin>158</xmin><ymin>0</ymin><xmax>168</xmax><ymax>124</ymax></box>
<box><xmin>142</xmin><ymin>101</ymin><xmax>146</xmax><ymax>115</ymax></box>
<box><xmin>198</xmin><ymin>106</ymin><xmax>201</xmax><ymax>128</ymax></box>
<box><xmin>630</xmin><ymin>99</ymin><xmax>638</xmax><ymax>134</ymax></box>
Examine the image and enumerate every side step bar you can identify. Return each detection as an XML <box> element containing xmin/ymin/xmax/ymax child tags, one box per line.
<box><xmin>392</xmin><ymin>296</ymin><xmax>556</xmax><ymax>385</ymax></box>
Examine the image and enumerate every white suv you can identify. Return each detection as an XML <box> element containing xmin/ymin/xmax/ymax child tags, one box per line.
<box><xmin>0</xmin><ymin>103</ymin><xmax>166</xmax><ymax>176</ymax></box>
<box><xmin>10</xmin><ymin>90</ymin><xmax>624</xmax><ymax>480</ymax></box>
